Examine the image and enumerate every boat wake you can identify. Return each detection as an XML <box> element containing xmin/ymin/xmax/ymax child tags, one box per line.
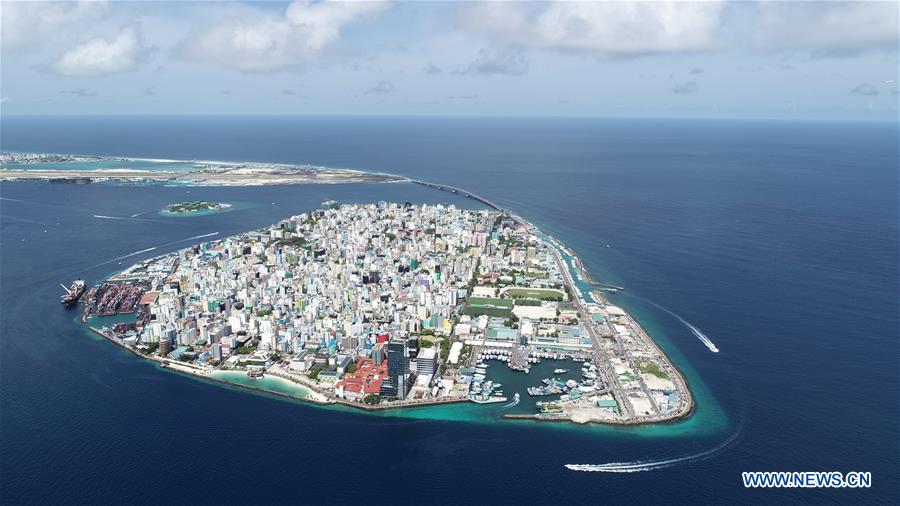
<box><xmin>502</xmin><ymin>397</ymin><xmax>520</xmax><ymax>409</ymax></box>
<box><xmin>108</xmin><ymin>247</ymin><xmax>158</xmax><ymax>263</ymax></box>
<box><xmin>82</xmin><ymin>232</ymin><xmax>218</xmax><ymax>271</ymax></box>
<box><xmin>93</xmin><ymin>214</ymin><xmax>131</xmax><ymax>220</ymax></box>
<box><xmin>638</xmin><ymin>298</ymin><xmax>719</xmax><ymax>353</ymax></box>
<box><xmin>565</xmin><ymin>427</ymin><xmax>741</xmax><ymax>473</ymax></box>
<box><xmin>158</xmin><ymin>231</ymin><xmax>219</xmax><ymax>248</ymax></box>
<box><xmin>93</xmin><ymin>214</ymin><xmax>177</xmax><ymax>225</ymax></box>
<box><xmin>681</xmin><ymin>319</ymin><xmax>719</xmax><ymax>353</ymax></box>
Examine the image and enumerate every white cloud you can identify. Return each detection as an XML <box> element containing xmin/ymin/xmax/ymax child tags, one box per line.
<box><xmin>366</xmin><ymin>80</ymin><xmax>396</xmax><ymax>94</ymax></box>
<box><xmin>753</xmin><ymin>1</ymin><xmax>899</xmax><ymax>55</ymax></box>
<box><xmin>0</xmin><ymin>96</ymin><xmax>14</xmax><ymax>104</ymax></box>
<box><xmin>52</xmin><ymin>25</ymin><xmax>146</xmax><ymax>76</ymax></box>
<box><xmin>671</xmin><ymin>81</ymin><xmax>699</xmax><ymax>94</ymax></box>
<box><xmin>183</xmin><ymin>0</ymin><xmax>391</xmax><ymax>72</ymax></box>
<box><xmin>851</xmin><ymin>83</ymin><xmax>879</xmax><ymax>96</ymax></box>
<box><xmin>1</xmin><ymin>0</ymin><xmax>109</xmax><ymax>52</ymax></box>
<box><xmin>459</xmin><ymin>1</ymin><xmax>726</xmax><ymax>57</ymax></box>
<box><xmin>458</xmin><ymin>47</ymin><xmax>529</xmax><ymax>76</ymax></box>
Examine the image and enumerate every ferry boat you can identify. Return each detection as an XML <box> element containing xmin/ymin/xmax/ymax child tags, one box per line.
<box><xmin>469</xmin><ymin>394</ymin><xmax>508</xmax><ymax>404</ymax></box>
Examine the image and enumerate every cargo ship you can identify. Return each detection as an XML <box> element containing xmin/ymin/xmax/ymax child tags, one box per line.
<box><xmin>60</xmin><ymin>279</ymin><xmax>86</xmax><ymax>306</ymax></box>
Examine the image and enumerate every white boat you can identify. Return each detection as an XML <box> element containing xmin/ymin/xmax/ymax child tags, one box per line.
<box><xmin>470</xmin><ymin>395</ymin><xmax>508</xmax><ymax>404</ymax></box>
<box><xmin>554</xmin><ymin>368</ymin><xmax>568</xmax><ymax>374</ymax></box>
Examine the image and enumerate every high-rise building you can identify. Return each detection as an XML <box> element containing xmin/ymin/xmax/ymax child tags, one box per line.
<box><xmin>159</xmin><ymin>336</ymin><xmax>172</xmax><ymax>357</ymax></box>
<box><xmin>372</xmin><ymin>342</ymin><xmax>385</xmax><ymax>365</ymax></box>
<box><xmin>382</xmin><ymin>340</ymin><xmax>409</xmax><ymax>399</ymax></box>
<box><xmin>416</xmin><ymin>348</ymin><xmax>437</xmax><ymax>381</ymax></box>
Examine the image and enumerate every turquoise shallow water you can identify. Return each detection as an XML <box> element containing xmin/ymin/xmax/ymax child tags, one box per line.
<box><xmin>2</xmin><ymin>158</ymin><xmax>200</xmax><ymax>172</ymax></box>
<box><xmin>208</xmin><ymin>370</ymin><xmax>312</xmax><ymax>399</ymax></box>
<box><xmin>2</xmin><ymin>116</ymin><xmax>897</xmax><ymax>504</ymax></box>
<box><xmin>111</xmin><ymin>196</ymin><xmax>727</xmax><ymax>438</ymax></box>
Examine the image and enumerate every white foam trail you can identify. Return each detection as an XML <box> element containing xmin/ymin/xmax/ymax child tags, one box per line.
<box><xmin>640</xmin><ymin>298</ymin><xmax>719</xmax><ymax>353</ymax></box>
<box><xmin>110</xmin><ymin>247</ymin><xmax>157</xmax><ymax>262</ymax></box>
<box><xmin>81</xmin><ymin>232</ymin><xmax>217</xmax><ymax>272</ymax></box>
<box><xmin>157</xmin><ymin>232</ymin><xmax>218</xmax><ymax>248</ymax></box>
<box><xmin>185</xmin><ymin>231</ymin><xmax>218</xmax><ymax>240</ymax></box>
<box><xmin>566</xmin><ymin>428</ymin><xmax>740</xmax><ymax>473</ymax></box>
<box><xmin>94</xmin><ymin>213</ymin><xmax>180</xmax><ymax>225</ymax></box>
<box><xmin>682</xmin><ymin>320</ymin><xmax>719</xmax><ymax>353</ymax></box>
<box><xmin>502</xmin><ymin>398</ymin><xmax>520</xmax><ymax>409</ymax></box>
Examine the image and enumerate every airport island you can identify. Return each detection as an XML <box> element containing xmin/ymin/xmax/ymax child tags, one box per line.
<box><xmin>0</xmin><ymin>152</ymin><xmax>404</xmax><ymax>186</ymax></box>
<box><xmin>75</xmin><ymin>201</ymin><xmax>694</xmax><ymax>425</ymax></box>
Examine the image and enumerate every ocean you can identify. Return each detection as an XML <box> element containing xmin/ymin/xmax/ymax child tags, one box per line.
<box><xmin>1</xmin><ymin>116</ymin><xmax>897</xmax><ymax>504</ymax></box>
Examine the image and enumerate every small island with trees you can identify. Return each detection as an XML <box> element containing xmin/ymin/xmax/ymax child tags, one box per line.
<box><xmin>163</xmin><ymin>201</ymin><xmax>232</xmax><ymax>215</ymax></box>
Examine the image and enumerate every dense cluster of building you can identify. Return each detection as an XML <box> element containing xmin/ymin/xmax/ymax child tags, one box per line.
<box><xmin>123</xmin><ymin>203</ymin><xmax>505</xmax><ymax>400</ymax></box>
<box><xmin>95</xmin><ymin>201</ymin><xmax>690</xmax><ymax>421</ymax></box>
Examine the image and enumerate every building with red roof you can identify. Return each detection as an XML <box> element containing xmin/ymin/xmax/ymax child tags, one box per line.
<box><xmin>334</xmin><ymin>357</ymin><xmax>387</xmax><ymax>401</ymax></box>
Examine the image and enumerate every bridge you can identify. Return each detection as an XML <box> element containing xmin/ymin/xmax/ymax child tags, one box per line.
<box><xmin>407</xmin><ymin>179</ymin><xmax>507</xmax><ymax>214</ymax></box>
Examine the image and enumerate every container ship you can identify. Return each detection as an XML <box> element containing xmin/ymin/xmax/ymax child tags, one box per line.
<box><xmin>60</xmin><ymin>280</ymin><xmax>86</xmax><ymax>306</ymax></box>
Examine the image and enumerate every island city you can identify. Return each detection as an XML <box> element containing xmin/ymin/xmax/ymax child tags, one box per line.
<box><xmin>72</xmin><ymin>199</ymin><xmax>693</xmax><ymax>425</ymax></box>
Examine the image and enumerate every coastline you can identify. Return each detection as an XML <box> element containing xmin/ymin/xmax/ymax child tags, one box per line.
<box><xmin>414</xmin><ymin>183</ymin><xmax>696</xmax><ymax>425</ymax></box>
<box><xmin>85</xmin><ymin>220</ymin><xmax>695</xmax><ymax>426</ymax></box>
<box><xmin>0</xmin><ymin>153</ymin><xmax>406</xmax><ymax>186</ymax></box>
<box><xmin>70</xmin><ymin>162</ymin><xmax>697</xmax><ymax>427</ymax></box>
<box><xmin>87</xmin><ymin>325</ymin><xmax>472</xmax><ymax>413</ymax></box>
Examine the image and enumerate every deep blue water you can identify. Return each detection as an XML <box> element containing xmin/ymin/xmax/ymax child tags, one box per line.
<box><xmin>1</xmin><ymin>116</ymin><xmax>897</xmax><ymax>504</ymax></box>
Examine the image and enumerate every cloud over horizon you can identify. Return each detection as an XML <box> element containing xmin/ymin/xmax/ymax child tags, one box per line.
<box><xmin>366</xmin><ymin>80</ymin><xmax>396</xmax><ymax>95</ymax></box>
<box><xmin>51</xmin><ymin>25</ymin><xmax>150</xmax><ymax>77</ymax></box>
<box><xmin>851</xmin><ymin>83</ymin><xmax>879</xmax><ymax>96</ymax></box>
<box><xmin>671</xmin><ymin>81</ymin><xmax>700</xmax><ymax>94</ymax></box>
<box><xmin>458</xmin><ymin>1</ymin><xmax>726</xmax><ymax>57</ymax></box>
<box><xmin>181</xmin><ymin>0</ymin><xmax>391</xmax><ymax>72</ymax></box>
<box><xmin>1</xmin><ymin>0</ymin><xmax>110</xmax><ymax>53</ymax></box>
<box><xmin>458</xmin><ymin>47</ymin><xmax>529</xmax><ymax>76</ymax></box>
<box><xmin>0</xmin><ymin>1</ymin><xmax>896</xmax><ymax>120</ymax></box>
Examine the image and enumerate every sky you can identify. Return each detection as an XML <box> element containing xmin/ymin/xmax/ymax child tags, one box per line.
<box><xmin>1</xmin><ymin>0</ymin><xmax>898</xmax><ymax>120</ymax></box>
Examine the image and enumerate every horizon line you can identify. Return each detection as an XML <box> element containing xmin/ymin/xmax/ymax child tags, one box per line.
<box><xmin>1</xmin><ymin>113</ymin><xmax>897</xmax><ymax>124</ymax></box>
